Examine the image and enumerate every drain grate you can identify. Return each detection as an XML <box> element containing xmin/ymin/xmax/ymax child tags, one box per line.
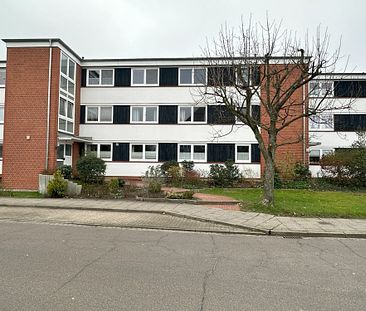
<box><xmin>283</xmin><ymin>235</ymin><xmax>303</xmax><ymax>239</ymax></box>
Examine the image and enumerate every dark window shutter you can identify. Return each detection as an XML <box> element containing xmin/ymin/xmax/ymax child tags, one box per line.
<box><xmin>158</xmin><ymin>143</ymin><xmax>178</xmax><ymax>162</ymax></box>
<box><xmin>80</xmin><ymin>106</ymin><xmax>85</xmax><ymax>124</ymax></box>
<box><xmin>251</xmin><ymin>105</ymin><xmax>260</xmax><ymax>122</ymax></box>
<box><xmin>112</xmin><ymin>143</ymin><xmax>129</xmax><ymax>161</ymax></box>
<box><xmin>334</xmin><ymin>80</ymin><xmax>366</xmax><ymax>98</ymax></box>
<box><xmin>159</xmin><ymin>105</ymin><xmax>178</xmax><ymax>124</ymax></box>
<box><xmin>159</xmin><ymin>68</ymin><xmax>178</xmax><ymax>86</ymax></box>
<box><xmin>252</xmin><ymin>66</ymin><xmax>260</xmax><ymax>86</ymax></box>
<box><xmin>207</xmin><ymin>144</ymin><xmax>235</xmax><ymax>162</ymax></box>
<box><xmin>334</xmin><ymin>114</ymin><xmax>366</xmax><ymax>131</ymax></box>
<box><xmin>113</xmin><ymin>106</ymin><xmax>130</xmax><ymax>124</ymax></box>
<box><xmin>79</xmin><ymin>143</ymin><xmax>85</xmax><ymax>157</ymax></box>
<box><xmin>251</xmin><ymin>144</ymin><xmax>260</xmax><ymax>163</ymax></box>
<box><xmin>208</xmin><ymin>105</ymin><xmax>235</xmax><ymax>124</ymax></box>
<box><xmin>81</xmin><ymin>69</ymin><xmax>87</xmax><ymax>87</ymax></box>
<box><xmin>207</xmin><ymin>66</ymin><xmax>235</xmax><ymax>86</ymax></box>
<box><xmin>115</xmin><ymin>68</ymin><xmax>131</xmax><ymax>87</ymax></box>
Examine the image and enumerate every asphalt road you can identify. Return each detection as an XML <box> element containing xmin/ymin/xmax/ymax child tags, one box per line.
<box><xmin>0</xmin><ymin>221</ymin><xmax>365</xmax><ymax>310</ymax></box>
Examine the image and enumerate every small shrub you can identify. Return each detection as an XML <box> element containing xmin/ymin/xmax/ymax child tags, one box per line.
<box><xmin>182</xmin><ymin>190</ymin><xmax>195</xmax><ymax>199</ymax></box>
<box><xmin>161</xmin><ymin>160</ymin><xmax>179</xmax><ymax>175</ymax></box>
<box><xmin>109</xmin><ymin>179</ymin><xmax>121</xmax><ymax>194</ymax></box>
<box><xmin>59</xmin><ymin>165</ymin><xmax>72</xmax><ymax>179</ymax></box>
<box><xmin>166</xmin><ymin>190</ymin><xmax>194</xmax><ymax>200</ymax></box>
<box><xmin>144</xmin><ymin>165</ymin><xmax>164</xmax><ymax>194</ymax></box>
<box><xmin>293</xmin><ymin>162</ymin><xmax>311</xmax><ymax>181</ymax></box>
<box><xmin>209</xmin><ymin>161</ymin><xmax>241</xmax><ymax>187</ymax></box>
<box><xmin>47</xmin><ymin>170</ymin><xmax>68</xmax><ymax>198</ymax></box>
<box><xmin>183</xmin><ymin>170</ymin><xmax>203</xmax><ymax>188</ymax></box>
<box><xmin>76</xmin><ymin>154</ymin><xmax>106</xmax><ymax>184</ymax></box>
<box><xmin>181</xmin><ymin>160</ymin><xmax>194</xmax><ymax>172</ymax></box>
<box><xmin>167</xmin><ymin>165</ymin><xmax>183</xmax><ymax>186</ymax></box>
<box><xmin>148</xmin><ymin>179</ymin><xmax>162</xmax><ymax>193</ymax></box>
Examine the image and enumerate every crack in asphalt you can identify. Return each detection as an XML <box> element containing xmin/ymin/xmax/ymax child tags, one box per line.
<box><xmin>199</xmin><ymin>235</ymin><xmax>220</xmax><ymax>311</ymax></box>
<box><xmin>338</xmin><ymin>239</ymin><xmax>366</xmax><ymax>260</ymax></box>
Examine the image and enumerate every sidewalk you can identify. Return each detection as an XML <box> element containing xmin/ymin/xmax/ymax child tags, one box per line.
<box><xmin>0</xmin><ymin>197</ymin><xmax>366</xmax><ymax>238</ymax></box>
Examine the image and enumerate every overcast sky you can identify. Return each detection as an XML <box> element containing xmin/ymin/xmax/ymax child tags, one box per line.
<box><xmin>1</xmin><ymin>0</ymin><xmax>365</xmax><ymax>71</ymax></box>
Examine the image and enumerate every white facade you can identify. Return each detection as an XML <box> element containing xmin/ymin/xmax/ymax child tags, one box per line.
<box><xmin>309</xmin><ymin>74</ymin><xmax>366</xmax><ymax>176</ymax></box>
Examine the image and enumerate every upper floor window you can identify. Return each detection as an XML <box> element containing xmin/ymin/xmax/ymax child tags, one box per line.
<box><xmin>0</xmin><ymin>144</ymin><xmax>3</xmax><ymax>159</ymax></box>
<box><xmin>309</xmin><ymin>81</ymin><xmax>333</xmax><ymax>97</ymax></box>
<box><xmin>179</xmin><ymin>68</ymin><xmax>207</xmax><ymax>85</ymax></box>
<box><xmin>87</xmin><ymin>69</ymin><xmax>114</xmax><ymax>86</ymax></box>
<box><xmin>0</xmin><ymin>68</ymin><xmax>5</xmax><ymax>86</ymax></box>
<box><xmin>309</xmin><ymin>113</ymin><xmax>333</xmax><ymax>130</ymax></box>
<box><xmin>86</xmin><ymin>106</ymin><xmax>113</xmax><ymax>123</ymax></box>
<box><xmin>61</xmin><ymin>53</ymin><xmax>75</xmax><ymax>81</ymax></box>
<box><xmin>178</xmin><ymin>106</ymin><xmax>206</xmax><ymax>123</ymax></box>
<box><xmin>131</xmin><ymin>106</ymin><xmax>158</xmax><ymax>123</ymax></box>
<box><xmin>131</xmin><ymin>68</ymin><xmax>159</xmax><ymax>86</ymax></box>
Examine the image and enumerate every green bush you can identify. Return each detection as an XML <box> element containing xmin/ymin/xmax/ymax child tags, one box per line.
<box><xmin>109</xmin><ymin>179</ymin><xmax>121</xmax><ymax>194</ymax></box>
<box><xmin>320</xmin><ymin>148</ymin><xmax>366</xmax><ymax>187</ymax></box>
<box><xmin>181</xmin><ymin>160</ymin><xmax>194</xmax><ymax>172</ymax></box>
<box><xmin>209</xmin><ymin>161</ymin><xmax>241</xmax><ymax>187</ymax></box>
<box><xmin>293</xmin><ymin>162</ymin><xmax>311</xmax><ymax>181</ymax></box>
<box><xmin>59</xmin><ymin>165</ymin><xmax>72</xmax><ymax>179</ymax></box>
<box><xmin>144</xmin><ymin>166</ymin><xmax>164</xmax><ymax>194</ymax></box>
<box><xmin>76</xmin><ymin>154</ymin><xmax>106</xmax><ymax>184</ymax></box>
<box><xmin>47</xmin><ymin>170</ymin><xmax>68</xmax><ymax>198</ymax></box>
<box><xmin>167</xmin><ymin>165</ymin><xmax>183</xmax><ymax>186</ymax></box>
<box><xmin>161</xmin><ymin>160</ymin><xmax>179</xmax><ymax>175</ymax></box>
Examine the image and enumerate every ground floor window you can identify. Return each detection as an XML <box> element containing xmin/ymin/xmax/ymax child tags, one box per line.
<box><xmin>236</xmin><ymin>145</ymin><xmax>250</xmax><ymax>162</ymax></box>
<box><xmin>130</xmin><ymin>144</ymin><xmax>158</xmax><ymax>161</ymax></box>
<box><xmin>86</xmin><ymin>143</ymin><xmax>112</xmax><ymax>161</ymax></box>
<box><xmin>178</xmin><ymin>144</ymin><xmax>206</xmax><ymax>162</ymax></box>
<box><xmin>309</xmin><ymin>149</ymin><xmax>333</xmax><ymax>164</ymax></box>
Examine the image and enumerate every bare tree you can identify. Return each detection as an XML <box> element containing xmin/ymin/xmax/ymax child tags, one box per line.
<box><xmin>198</xmin><ymin>17</ymin><xmax>351</xmax><ymax>206</ymax></box>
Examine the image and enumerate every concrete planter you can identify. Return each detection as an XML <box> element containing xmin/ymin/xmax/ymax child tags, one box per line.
<box><xmin>38</xmin><ymin>174</ymin><xmax>82</xmax><ymax>196</ymax></box>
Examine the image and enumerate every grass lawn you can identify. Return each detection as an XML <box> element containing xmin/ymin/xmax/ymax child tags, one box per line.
<box><xmin>200</xmin><ymin>188</ymin><xmax>366</xmax><ymax>218</ymax></box>
<box><xmin>0</xmin><ymin>191</ymin><xmax>43</xmax><ymax>198</ymax></box>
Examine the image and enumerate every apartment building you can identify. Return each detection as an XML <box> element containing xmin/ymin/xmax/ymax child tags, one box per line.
<box><xmin>0</xmin><ymin>38</ymin><xmax>309</xmax><ymax>190</ymax></box>
<box><xmin>309</xmin><ymin>74</ymin><xmax>366</xmax><ymax>176</ymax></box>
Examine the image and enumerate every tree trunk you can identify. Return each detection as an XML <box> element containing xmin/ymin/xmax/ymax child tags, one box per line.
<box><xmin>262</xmin><ymin>157</ymin><xmax>275</xmax><ymax>207</ymax></box>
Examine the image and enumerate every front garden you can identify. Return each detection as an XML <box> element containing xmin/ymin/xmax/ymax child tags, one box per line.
<box><xmin>1</xmin><ymin>145</ymin><xmax>365</xmax><ymax>219</ymax></box>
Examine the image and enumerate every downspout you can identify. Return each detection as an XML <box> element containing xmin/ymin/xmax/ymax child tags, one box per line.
<box><xmin>45</xmin><ymin>39</ymin><xmax>52</xmax><ymax>170</ymax></box>
<box><xmin>302</xmin><ymin>81</ymin><xmax>307</xmax><ymax>165</ymax></box>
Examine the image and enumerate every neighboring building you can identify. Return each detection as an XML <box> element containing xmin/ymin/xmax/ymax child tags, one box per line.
<box><xmin>0</xmin><ymin>38</ymin><xmax>309</xmax><ymax>190</ymax></box>
<box><xmin>309</xmin><ymin>74</ymin><xmax>366</xmax><ymax>176</ymax></box>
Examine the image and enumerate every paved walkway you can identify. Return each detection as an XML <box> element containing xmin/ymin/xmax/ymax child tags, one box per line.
<box><xmin>0</xmin><ymin>197</ymin><xmax>365</xmax><ymax>238</ymax></box>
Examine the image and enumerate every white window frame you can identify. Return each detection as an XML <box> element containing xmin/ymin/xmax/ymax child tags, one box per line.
<box><xmin>0</xmin><ymin>105</ymin><xmax>4</xmax><ymax>124</ymax></box>
<box><xmin>86</xmin><ymin>69</ymin><xmax>115</xmax><ymax>87</ymax></box>
<box><xmin>309</xmin><ymin>113</ymin><xmax>334</xmax><ymax>131</ymax></box>
<box><xmin>58</xmin><ymin>53</ymin><xmax>75</xmax><ymax>135</ymax></box>
<box><xmin>130</xmin><ymin>143</ymin><xmax>158</xmax><ymax>162</ymax></box>
<box><xmin>131</xmin><ymin>68</ymin><xmax>159</xmax><ymax>86</ymax></box>
<box><xmin>57</xmin><ymin>143</ymin><xmax>72</xmax><ymax>160</ymax></box>
<box><xmin>178</xmin><ymin>106</ymin><xmax>207</xmax><ymax>124</ymax></box>
<box><xmin>130</xmin><ymin>106</ymin><xmax>158</xmax><ymax>123</ymax></box>
<box><xmin>85</xmin><ymin>143</ymin><xmax>113</xmax><ymax>161</ymax></box>
<box><xmin>309</xmin><ymin>149</ymin><xmax>333</xmax><ymax>164</ymax></box>
<box><xmin>178</xmin><ymin>144</ymin><xmax>207</xmax><ymax>162</ymax></box>
<box><xmin>235</xmin><ymin>144</ymin><xmax>251</xmax><ymax>163</ymax></box>
<box><xmin>309</xmin><ymin>81</ymin><xmax>334</xmax><ymax>97</ymax></box>
<box><xmin>178</xmin><ymin>67</ymin><xmax>207</xmax><ymax>86</ymax></box>
<box><xmin>85</xmin><ymin>106</ymin><xmax>113</xmax><ymax>123</ymax></box>
<box><xmin>0</xmin><ymin>68</ymin><xmax>6</xmax><ymax>87</ymax></box>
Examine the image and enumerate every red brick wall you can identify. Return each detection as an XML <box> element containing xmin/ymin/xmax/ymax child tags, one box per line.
<box><xmin>3</xmin><ymin>47</ymin><xmax>60</xmax><ymax>190</ymax></box>
<box><xmin>260</xmin><ymin>64</ymin><xmax>308</xmax><ymax>176</ymax></box>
